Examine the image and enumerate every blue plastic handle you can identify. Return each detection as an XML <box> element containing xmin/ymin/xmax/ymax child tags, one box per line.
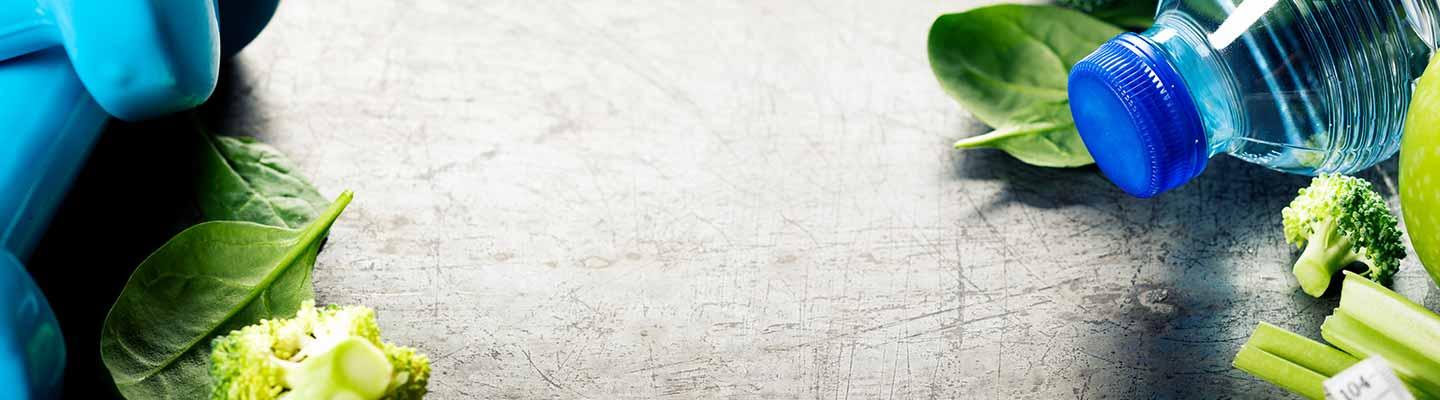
<box><xmin>0</xmin><ymin>49</ymin><xmax>107</xmax><ymax>259</ymax></box>
<box><xmin>0</xmin><ymin>47</ymin><xmax>102</xmax><ymax>400</ymax></box>
<box><xmin>0</xmin><ymin>0</ymin><xmax>221</xmax><ymax>121</ymax></box>
<box><xmin>0</xmin><ymin>252</ymin><xmax>64</xmax><ymax>400</ymax></box>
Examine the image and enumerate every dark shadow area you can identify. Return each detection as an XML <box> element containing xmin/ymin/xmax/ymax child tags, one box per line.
<box><xmin>27</xmin><ymin>119</ymin><xmax>201</xmax><ymax>399</ymax></box>
<box><xmin>196</xmin><ymin>58</ymin><xmax>271</xmax><ymax>135</ymax></box>
<box><xmin>27</xmin><ymin>58</ymin><xmax>255</xmax><ymax>399</ymax></box>
<box><xmin>1134</xmin><ymin>156</ymin><xmax>1320</xmax><ymax>397</ymax></box>
<box><xmin>948</xmin><ymin>139</ymin><xmax>1358</xmax><ymax>395</ymax></box>
<box><xmin>948</xmin><ymin>144</ymin><xmax>1121</xmax><ymax>211</ymax></box>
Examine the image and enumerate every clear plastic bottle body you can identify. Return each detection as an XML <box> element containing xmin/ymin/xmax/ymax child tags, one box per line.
<box><xmin>1144</xmin><ymin>0</ymin><xmax>1438</xmax><ymax>175</ymax></box>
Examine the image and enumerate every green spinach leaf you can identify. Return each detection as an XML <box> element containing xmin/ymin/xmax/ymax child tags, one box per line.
<box><xmin>1058</xmin><ymin>0</ymin><xmax>1157</xmax><ymax>31</ymax></box>
<box><xmin>101</xmin><ymin>191</ymin><xmax>352</xmax><ymax>399</ymax></box>
<box><xmin>954</xmin><ymin>120</ymin><xmax>1091</xmax><ymax>167</ymax></box>
<box><xmin>195</xmin><ymin>131</ymin><xmax>330</xmax><ymax>228</ymax></box>
<box><xmin>928</xmin><ymin>4</ymin><xmax>1121</xmax><ymax>167</ymax></box>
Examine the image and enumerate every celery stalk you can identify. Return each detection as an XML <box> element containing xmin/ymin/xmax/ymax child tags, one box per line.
<box><xmin>1233</xmin><ymin>322</ymin><xmax>1358</xmax><ymax>400</ymax></box>
<box><xmin>1249</xmin><ymin>322</ymin><xmax>1359</xmax><ymax>375</ymax></box>
<box><xmin>1321</xmin><ymin>310</ymin><xmax>1440</xmax><ymax>398</ymax></box>
<box><xmin>1337</xmin><ymin>272</ymin><xmax>1440</xmax><ymax>358</ymax></box>
<box><xmin>1233</xmin><ymin>273</ymin><xmax>1440</xmax><ymax>399</ymax></box>
<box><xmin>1234</xmin><ymin>344</ymin><xmax>1329</xmax><ymax>400</ymax></box>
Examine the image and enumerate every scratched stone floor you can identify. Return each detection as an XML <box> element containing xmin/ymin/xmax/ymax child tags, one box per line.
<box><xmin>28</xmin><ymin>0</ymin><xmax>1440</xmax><ymax>398</ymax></box>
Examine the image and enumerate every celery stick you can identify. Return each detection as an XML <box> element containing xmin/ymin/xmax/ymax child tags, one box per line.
<box><xmin>1233</xmin><ymin>322</ymin><xmax>1357</xmax><ymax>399</ymax></box>
<box><xmin>1338</xmin><ymin>272</ymin><xmax>1440</xmax><ymax>358</ymax></box>
<box><xmin>1321</xmin><ymin>310</ymin><xmax>1440</xmax><ymax>398</ymax></box>
<box><xmin>1249</xmin><ymin>322</ymin><xmax>1358</xmax><ymax>375</ymax></box>
<box><xmin>1234</xmin><ymin>344</ymin><xmax>1329</xmax><ymax>400</ymax></box>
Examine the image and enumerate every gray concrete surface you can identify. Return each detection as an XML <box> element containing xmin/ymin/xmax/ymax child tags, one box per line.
<box><xmin>82</xmin><ymin>0</ymin><xmax>1440</xmax><ymax>398</ymax></box>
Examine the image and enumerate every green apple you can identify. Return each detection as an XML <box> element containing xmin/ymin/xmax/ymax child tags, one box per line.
<box><xmin>1402</xmin><ymin>53</ymin><xmax>1440</xmax><ymax>286</ymax></box>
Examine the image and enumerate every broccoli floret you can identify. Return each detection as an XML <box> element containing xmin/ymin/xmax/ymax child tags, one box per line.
<box><xmin>209</xmin><ymin>301</ymin><xmax>431</xmax><ymax>400</ymax></box>
<box><xmin>1281</xmin><ymin>174</ymin><xmax>1405</xmax><ymax>297</ymax></box>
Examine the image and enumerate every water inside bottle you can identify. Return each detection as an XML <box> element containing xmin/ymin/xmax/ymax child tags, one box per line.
<box><xmin>1151</xmin><ymin>0</ymin><xmax>1435</xmax><ymax>175</ymax></box>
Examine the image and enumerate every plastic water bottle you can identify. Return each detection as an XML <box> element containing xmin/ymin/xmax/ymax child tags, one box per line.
<box><xmin>1069</xmin><ymin>0</ymin><xmax>1440</xmax><ymax>197</ymax></box>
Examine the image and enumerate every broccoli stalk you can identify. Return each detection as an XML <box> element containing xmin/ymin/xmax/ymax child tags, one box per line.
<box><xmin>1281</xmin><ymin>174</ymin><xmax>1405</xmax><ymax>297</ymax></box>
<box><xmin>1291</xmin><ymin>217</ymin><xmax>1368</xmax><ymax>295</ymax></box>
<box><xmin>278</xmin><ymin>337</ymin><xmax>393</xmax><ymax>399</ymax></box>
<box><xmin>209</xmin><ymin>301</ymin><xmax>431</xmax><ymax>400</ymax></box>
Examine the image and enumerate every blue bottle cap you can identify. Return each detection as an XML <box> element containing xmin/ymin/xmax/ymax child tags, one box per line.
<box><xmin>1068</xmin><ymin>33</ymin><xmax>1208</xmax><ymax>198</ymax></box>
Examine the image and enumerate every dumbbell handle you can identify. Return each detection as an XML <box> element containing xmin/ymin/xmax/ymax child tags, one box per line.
<box><xmin>0</xmin><ymin>1</ymin><xmax>54</xmax><ymax>62</ymax></box>
<box><xmin>0</xmin><ymin>0</ymin><xmax>220</xmax><ymax>121</ymax></box>
<box><xmin>0</xmin><ymin>47</ymin><xmax>102</xmax><ymax>400</ymax></box>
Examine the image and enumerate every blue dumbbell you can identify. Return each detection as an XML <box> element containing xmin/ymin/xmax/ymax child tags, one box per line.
<box><xmin>0</xmin><ymin>1</ymin><xmax>280</xmax><ymax>398</ymax></box>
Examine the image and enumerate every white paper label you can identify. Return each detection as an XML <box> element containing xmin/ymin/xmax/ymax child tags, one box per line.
<box><xmin>1324</xmin><ymin>357</ymin><xmax>1413</xmax><ymax>400</ymax></box>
